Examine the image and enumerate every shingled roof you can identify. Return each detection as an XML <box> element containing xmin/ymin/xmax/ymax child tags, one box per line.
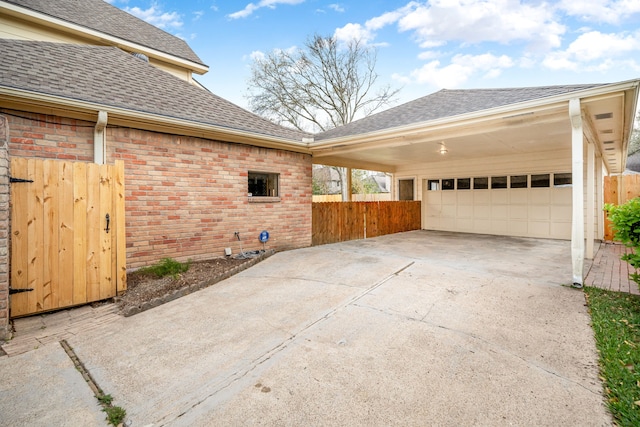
<box><xmin>0</xmin><ymin>40</ymin><xmax>308</xmax><ymax>141</ymax></box>
<box><xmin>314</xmin><ymin>84</ymin><xmax>606</xmax><ymax>141</ymax></box>
<box><xmin>5</xmin><ymin>0</ymin><xmax>205</xmax><ymax>66</ymax></box>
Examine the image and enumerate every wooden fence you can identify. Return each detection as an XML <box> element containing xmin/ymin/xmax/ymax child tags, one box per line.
<box><xmin>604</xmin><ymin>175</ymin><xmax>640</xmax><ymax>240</ymax></box>
<box><xmin>313</xmin><ymin>193</ymin><xmax>392</xmax><ymax>202</ymax></box>
<box><xmin>312</xmin><ymin>201</ymin><xmax>421</xmax><ymax>246</ymax></box>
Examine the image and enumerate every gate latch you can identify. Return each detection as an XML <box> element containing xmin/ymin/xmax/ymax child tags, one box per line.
<box><xmin>9</xmin><ymin>177</ymin><xmax>34</xmax><ymax>183</ymax></box>
<box><xmin>9</xmin><ymin>288</ymin><xmax>34</xmax><ymax>295</ymax></box>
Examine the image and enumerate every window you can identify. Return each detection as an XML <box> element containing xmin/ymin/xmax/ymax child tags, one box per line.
<box><xmin>491</xmin><ymin>176</ymin><xmax>507</xmax><ymax>189</ymax></box>
<box><xmin>248</xmin><ymin>171</ymin><xmax>279</xmax><ymax>197</ymax></box>
<box><xmin>428</xmin><ymin>179</ymin><xmax>440</xmax><ymax>191</ymax></box>
<box><xmin>474</xmin><ymin>177</ymin><xmax>488</xmax><ymax>189</ymax></box>
<box><xmin>442</xmin><ymin>179</ymin><xmax>455</xmax><ymax>190</ymax></box>
<box><xmin>531</xmin><ymin>174</ymin><xmax>550</xmax><ymax>188</ymax></box>
<box><xmin>457</xmin><ymin>178</ymin><xmax>471</xmax><ymax>190</ymax></box>
<box><xmin>510</xmin><ymin>175</ymin><xmax>527</xmax><ymax>188</ymax></box>
<box><xmin>554</xmin><ymin>173</ymin><xmax>572</xmax><ymax>187</ymax></box>
<box><xmin>398</xmin><ymin>178</ymin><xmax>414</xmax><ymax>200</ymax></box>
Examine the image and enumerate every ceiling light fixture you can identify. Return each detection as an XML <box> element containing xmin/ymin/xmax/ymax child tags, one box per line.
<box><xmin>438</xmin><ymin>142</ymin><xmax>448</xmax><ymax>155</ymax></box>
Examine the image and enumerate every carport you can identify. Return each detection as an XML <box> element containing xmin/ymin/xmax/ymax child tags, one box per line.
<box><xmin>310</xmin><ymin>80</ymin><xmax>640</xmax><ymax>286</ymax></box>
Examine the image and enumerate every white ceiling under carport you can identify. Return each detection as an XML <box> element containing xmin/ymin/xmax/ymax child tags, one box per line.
<box><xmin>309</xmin><ymin>80</ymin><xmax>640</xmax><ymax>175</ymax></box>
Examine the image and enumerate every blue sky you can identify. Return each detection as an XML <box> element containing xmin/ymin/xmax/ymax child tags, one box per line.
<box><xmin>106</xmin><ymin>0</ymin><xmax>640</xmax><ymax>110</ymax></box>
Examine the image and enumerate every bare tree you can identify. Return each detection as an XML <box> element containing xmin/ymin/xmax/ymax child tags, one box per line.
<box><xmin>629</xmin><ymin>110</ymin><xmax>640</xmax><ymax>155</ymax></box>
<box><xmin>247</xmin><ymin>34</ymin><xmax>400</xmax><ymax>132</ymax></box>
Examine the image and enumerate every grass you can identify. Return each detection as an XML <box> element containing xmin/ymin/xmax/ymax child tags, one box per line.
<box><xmin>136</xmin><ymin>257</ymin><xmax>190</xmax><ymax>278</ymax></box>
<box><xmin>585</xmin><ymin>287</ymin><xmax>640</xmax><ymax>426</ymax></box>
<box><xmin>96</xmin><ymin>394</ymin><xmax>126</xmax><ymax>426</ymax></box>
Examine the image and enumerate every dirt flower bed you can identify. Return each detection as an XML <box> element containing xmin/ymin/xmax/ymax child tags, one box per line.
<box><xmin>117</xmin><ymin>253</ymin><xmax>272</xmax><ymax>316</ymax></box>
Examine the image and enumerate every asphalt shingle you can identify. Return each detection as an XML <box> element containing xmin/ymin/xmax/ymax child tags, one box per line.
<box><xmin>5</xmin><ymin>0</ymin><xmax>205</xmax><ymax>66</ymax></box>
<box><xmin>0</xmin><ymin>40</ymin><xmax>308</xmax><ymax>141</ymax></box>
<box><xmin>315</xmin><ymin>84</ymin><xmax>606</xmax><ymax>140</ymax></box>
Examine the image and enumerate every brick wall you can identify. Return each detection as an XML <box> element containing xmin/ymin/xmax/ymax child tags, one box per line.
<box><xmin>0</xmin><ymin>115</ymin><xmax>9</xmax><ymax>339</ymax></box>
<box><xmin>3</xmin><ymin>110</ymin><xmax>94</xmax><ymax>161</ymax></box>
<box><xmin>7</xmin><ymin>111</ymin><xmax>312</xmax><ymax>269</ymax></box>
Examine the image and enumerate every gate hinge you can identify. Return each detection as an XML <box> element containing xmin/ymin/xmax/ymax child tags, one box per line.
<box><xmin>9</xmin><ymin>176</ymin><xmax>34</xmax><ymax>183</ymax></box>
<box><xmin>9</xmin><ymin>288</ymin><xmax>34</xmax><ymax>294</ymax></box>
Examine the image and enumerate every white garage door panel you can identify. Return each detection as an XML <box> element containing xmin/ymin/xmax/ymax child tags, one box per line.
<box><xmin>474</xmin><ymin>191</ymin><xmax>491</xmax><ymax>204</ymax></box>
<box><xmin>510</xmin><ymin>205</ymin><xmax>528</xmax><ymax>219</ymax></box>
<box><xmin>423</xmin><ymin>183</ymin><xmax>572</xmax><ymax>239</ymax></box>
<box><xmin>510</xmin><ymin>190</ymin><xmax>528</xmax><ymax>204</ymax></box>
<box><xmin>458</xmin><ymin>192</ymin><xmax>473</xmax><ymax>204</ymax></box>
<box><xmin>530</xmin><ymin>205</ymin><xmax>550</xmax><ymax>220</ymax></box>
<box><xmin>456</xmin><ymin>218</ymin><xmax>474</xmax><ymax>230</ymax></box>
<box><xmin>492</xmin><ymin>191</ymin><xmax>508</xmax><ymax>204</ymax></box>
<box><xmin>475</xmin><ymin>205</ymin><xmax>491</xmax><ymax>218</ymax></box>
<box><xmin>529</xmin><ymin>221</ymin><xmax>550</xmax><ymax>236</ymax></box>
<box><xmin>508</xmin><ymin>220</ymin><xmax>528</xmax><ymax>235</ymax></box>
<box><xmin>530</xmin><ymin>189</ymin><xmax>550</xmax><ymax>203</ymax></box>
<box><xmin>492</xmin><ymin>205</ymin><xmax>508</xmax><ymax>219</ymax></box>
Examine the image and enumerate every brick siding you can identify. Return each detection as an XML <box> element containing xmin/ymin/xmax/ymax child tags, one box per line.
<box><xmin>6</xmin><ymin>111</ymin><xmax>312</xmax><ymax>270</ymax></box>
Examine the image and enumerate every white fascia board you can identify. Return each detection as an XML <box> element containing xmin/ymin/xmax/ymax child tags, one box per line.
<box><xmin>310</xmin><ymin>79</ymin><xmax>640</xmax><ymax>150</ymax></box>
<box><xmin>0</xmin><ymin>1</ymin><xmax>209</xmax><ymax>75</ymax></box>
<box><xmin>0</xmin><ymin>86</ymin><xmax>311</xmax><ymax>153</ymax></box>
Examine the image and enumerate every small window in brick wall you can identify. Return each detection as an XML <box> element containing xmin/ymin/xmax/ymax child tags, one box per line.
<box><xmin>248</xmin><ymin>171</ymin><xmax>279</xmax><ymax>197</ymax></box>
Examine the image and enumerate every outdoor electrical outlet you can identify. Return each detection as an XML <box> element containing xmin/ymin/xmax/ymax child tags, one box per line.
<box><xmin>224</xmin><ymin>247</ymin><xmax>232</xmax><ymax>256</ymax></box>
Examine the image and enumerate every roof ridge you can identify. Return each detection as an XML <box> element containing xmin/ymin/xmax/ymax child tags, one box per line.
<box><xmin>0</xmin><ymin>40</ymin><xmax>308</xmax><ymax>142</ymax></box>
<box><xmin>4</xmin><ymin>0</ymin><xmax>205</xmax><ymax>66</ymax></box>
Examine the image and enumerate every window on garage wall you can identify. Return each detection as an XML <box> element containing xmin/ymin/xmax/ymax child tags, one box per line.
<box><xmin>510</xmin><ymin>175</ymin><xmax>528</xmax><ymax>188</ymax></box>
<box><xmin>491</xmin><ymin>176</ymin><xmax>507</xmax><ymax>189</ymax></box>
<box><xmin>428</xmin><ymin>179</ymin><xmax>440</xmax><ymax>191</ymax></box>
<box><xmin>457</xmin><ymin>178</ymin><xmax>471</xmax><ymax>190</ymax></box>
<box><xmin>399</xmin><ymin>178</ymin><xmax>414</xmax><ymax>200</ymax></box>
<box><xmin>553</xmin><ymin>173</ymin><xmax>572</xmax><ymax>187</ymax></box>
<box><xmin>474</xmin><ymin>177</ymin><xmax>488</xmax><ymax>189</ymax></box>
<box><xmin>531</xmin><ymin>174</ymin><xmax>550</xmax><ymax>188</ymax></box>
<box><xmin>442</xmin><ymin>179</ymin><xmax>455</xmax><ymax>190</ymax></box>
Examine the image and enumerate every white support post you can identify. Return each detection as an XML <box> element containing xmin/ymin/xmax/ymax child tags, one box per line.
<box><xmin>596</xmin><ymin>155</ymin><xmax>604</xmax><ymax>241</ymax></box>
<box><xmin>569</xmin><ymin>98</ymin><xmax>585</xmax><ymax>287</ymax></box>
<box><xmin>94</xmin><ymin>111</ymin><xmax>108</xmax><ymax>164</ymax></box>
<box><xmin>586</xmin><ymin>141</ymin><xmax>595</xmax><ymax>259</ymax></box>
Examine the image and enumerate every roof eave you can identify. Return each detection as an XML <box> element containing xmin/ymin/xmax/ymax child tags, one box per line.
<box><xmin>0</xmin><ymin>1</ymin><xmax>209</xmax><ymax>75</ymax></box>
<box><xmin>0</xmin><ymin>86</ymin><xmax>311</xmax><ymax>154</ymax></box>
<box><xmin>311</xmin><ymin>79</ymin><xmax>640</xmax><ymax>150</ymax></box>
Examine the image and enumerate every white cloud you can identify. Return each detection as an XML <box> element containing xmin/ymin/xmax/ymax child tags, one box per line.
<box><xmin>398</xmin><ymin>0</ymin><xmax>564</xmax><ymax>51</ymax></box>
<box><xmin>248</xmin><ymin>50</ymin><xmax>266</xmax><ymax>61</ymax></box>
<box><xmin>335</xmin><ymin>0</ymin><xmax>565</xmax><ymax>53</ymax></box>
<box><xmin>124</xmin><ymin>4</ymin><xmax>183</xmax><ymax>29</ymax></box>
<box><xmin>398</xmin><ymin>53</ymin><xmax>515</xmax><ymax>88</ymax></box>
<box><xmin>334</xmin><ymin>2</ymin><xmax>415</xmax><ymax>44</ymax></box>
<box><xmin>543</xmin><ymin>30</ymin><xmax>640</xmax><ymax>70</ymax></box>
<box><xmin>558</xmin><ymin>0</ymin><xmax>640</xmax><ymax>24</ymax></box>
<box><xmin>193</xmin><ymin>11</ymin><xmax>204</xmax><ymax>21</ymax></box>
<box><xmin>334</xmin><ymin>23</ymin><xmax>374</xmax><ymax>44</ymax></box>
<box><xmin>228</xmin><ymin>0</ymin><xmax>305</xmax><ymax>19</ymax></box>
<box><xmin>329</xmin><ymin>4</ymin><xmax>345</xmax><ymax>13</ymax></box>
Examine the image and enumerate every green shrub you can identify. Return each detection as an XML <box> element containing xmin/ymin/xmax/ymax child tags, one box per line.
<box><xmin>605</xmin><ymin>198</ymin><xmax>640</xmax><ymax>287</ymax></box>
<box><xmin>137</xmin><ymin>257</ymin><xmax>190</xmax><ymax>278</ymax></box>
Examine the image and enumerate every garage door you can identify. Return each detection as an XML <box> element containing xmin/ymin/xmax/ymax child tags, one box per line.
<box><xmin>423</xmin><ymin>173</ymin><xmax>572</xmax><ymax>239</ymax></box>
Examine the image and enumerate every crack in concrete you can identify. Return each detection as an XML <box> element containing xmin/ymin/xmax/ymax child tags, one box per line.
<box><xmin>351</xmin><ymin>302</ymin><xmax>603</xmax><ymax>397</ymax></box>
<box><xmin>156</xmin><ymin>262</ymin><xmax>415</xmax><ymax>425</ymax></box>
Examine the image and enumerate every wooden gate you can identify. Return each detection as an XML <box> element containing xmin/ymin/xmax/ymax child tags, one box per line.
<box><xmin>10</xmin><ymin>158</ymin><xmax>126</xmax><ymax>318</ymax></box>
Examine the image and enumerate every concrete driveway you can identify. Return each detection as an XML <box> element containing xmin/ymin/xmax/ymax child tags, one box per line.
<box><xmin>1</xmin><ymin>231</ymin><xmax>610</xmax><ymax>426</ymax></box>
